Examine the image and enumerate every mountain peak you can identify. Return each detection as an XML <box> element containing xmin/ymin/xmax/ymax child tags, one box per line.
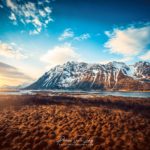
<box><xmin>64</xmin><ymin>61</ymin><xmax>78</xmax><ymax>65</ymax></box>
<box><xmin>134</xmin><ymin>61</ymin><xmax>150</xmax><ymax>66</ymax></box>
<box><xmin>26</xmin><ymin>61</ymin><xmax>150</xmax><ymax>91</ymax></box>
<box><xmin>107</xmin><ymin>61</ymin><xmax>127</xmax><ymax>68</ymax></box>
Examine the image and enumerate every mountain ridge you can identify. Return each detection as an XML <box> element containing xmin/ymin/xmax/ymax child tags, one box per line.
<box><xmin>26</xmin><ymin>61</ymin><xmax>150</xmax><ymax>91</ymax></box>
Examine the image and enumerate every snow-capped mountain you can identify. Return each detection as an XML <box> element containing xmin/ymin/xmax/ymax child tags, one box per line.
<box><xmin>26</xmin><ymin>61</ymin><xmax>150</xmax><ymax>91</ymax></box>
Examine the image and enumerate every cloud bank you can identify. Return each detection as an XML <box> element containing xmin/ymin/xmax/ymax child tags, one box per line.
<box><xmin>40</xmin><ymin>43</ymin><xmax>80</xmax><ymax>67</ymax></box>
<box><xmin>104</xmin><ymin>24</ymin><xmax>150</xmax><ymax>61</ymax></box>
<box><xmin>0</xmin><ymin>41</ymin><xmax>27</xmax><ymax>59</ymax></box>
<box><xmin>0</xmin><ymin>61</ymin><xmax>33</xmax><ymax>86</ymax></box>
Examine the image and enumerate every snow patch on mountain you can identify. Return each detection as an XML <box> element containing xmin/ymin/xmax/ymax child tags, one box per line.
<box><xmin>26</xmin><ymin>61</ymin><xmax>150</xmax><ymax>90</ymax></box>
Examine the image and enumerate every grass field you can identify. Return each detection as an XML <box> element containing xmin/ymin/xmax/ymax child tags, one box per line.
<box><xmin>0</xmin><ymin>93</ymin><xmax>150</xmax><ymax>150</ymax></box>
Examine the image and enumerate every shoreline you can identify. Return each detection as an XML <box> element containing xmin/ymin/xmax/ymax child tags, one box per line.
<box><xmin>0</xmin><ymin>90</ymin><xmax>150</xmax><ymax>98</ymax></box>
<box><xmin>1</xmin><ymin>88</ymin><xmax>150</xmax><ymax>92</ymax></box>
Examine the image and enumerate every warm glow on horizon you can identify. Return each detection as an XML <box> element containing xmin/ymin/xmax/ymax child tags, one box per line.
<box><xmin>0</xmin><ymin>75</ymin><xmax>30</xmax><ymax>87</ymax></box>
<box><xmin>0</xmin><ymin>75</ymin><xmax>6</xmax><ymax>87</ymax></box>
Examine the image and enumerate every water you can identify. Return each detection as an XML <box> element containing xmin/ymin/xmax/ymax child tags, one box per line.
<box><xmin>98</xmin><ymin>91</ymin><xmax>150</xmax><ymax>98</ymax></box>
<box><xmin>0</xmin><ymin>90</ymin><xmax>150</xmax><ymax>98</ymax></box>
<box><xmin>0</xmin><ymin>90</ymin><xmax>34</xmax><ymax>95</ymax></box>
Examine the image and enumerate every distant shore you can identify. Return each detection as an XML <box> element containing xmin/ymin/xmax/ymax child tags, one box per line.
<box><xmin>1</xmin><ymin>88</ymin><xmax>150</xmax><ymax>92</ymax></box>
<box><xmin>0</xmin><ymin>89</ymin><xmax>150</xmax><ymax>99</ymax></box>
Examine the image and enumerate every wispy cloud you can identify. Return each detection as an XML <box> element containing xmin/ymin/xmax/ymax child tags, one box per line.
<box><xmin>74</xmin><ymin>33</ymin><xmax>90</xmax><ymax>41</ymax></box>
<box><xmin>58</xmin><ymin>28</ymin><xmax>90</xmax><ymax>41</ymax></box>
<box><xmin>4</xmin><ymin>0</ymin><xmax>53</xmax><ymax>34</ymax></box>
<box><xmin>139</xmin><ymin>51</ymin><xmax>150</xmax><ymax>61</ymax></box>
<box><xmin>40</xmin><ymin>43</ymin><xmax>80</xmax><ymax>67</ymax></box>
<box><xmin>6</xmin><ymin>0</ymin><xmax>17</xmax><ymax>10</ymax></box>
<box><xmin>0</xmin><ymin>61</ymin><xmax>33</xmax><ymax>86</ymax></box>
<box><xmin>104</xmin><ymin>24</ymin><xmax>150</xmax><ymax>59</ymax></box>
<box><xmin>58</xmin><ymin>28</ymin><xmax>74</xmax><ymax>41</ymax></box>
<box><xmin>9</xmin><ymin>12</ymin><xmax>16</xmax><ymax>21</ymax></box>
<box><xmin>0</xmin><ymin>4</ymin><xmax>3</xmax><ymax>8</ymax></box>
<box><xmin>0</xmin><ymin>41</ymin><xmax>27</xmax><ymax>59</ymax></box>
<box><xmin>99</xmin><ymin>56</ymin><xmax>132</xmax><ymax>64</ymax></box>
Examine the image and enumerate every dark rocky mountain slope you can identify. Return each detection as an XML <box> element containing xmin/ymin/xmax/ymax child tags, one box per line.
<box><xmin>26</xmin><ymin>61</ymin><xmax>150</xmax><ymax>91</ymax></box>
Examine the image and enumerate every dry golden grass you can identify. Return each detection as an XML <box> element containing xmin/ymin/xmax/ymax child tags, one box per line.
<box><xmin>0</xmin><ymin>94</ymin><xmax>150</xmax><ymax>150</ymax></box>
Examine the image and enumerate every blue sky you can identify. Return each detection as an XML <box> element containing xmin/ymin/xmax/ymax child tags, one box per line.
<box><xmin>0</xmin><ymin>0</ymin><xmax>150</xmax><ymax>86</ymax></box>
